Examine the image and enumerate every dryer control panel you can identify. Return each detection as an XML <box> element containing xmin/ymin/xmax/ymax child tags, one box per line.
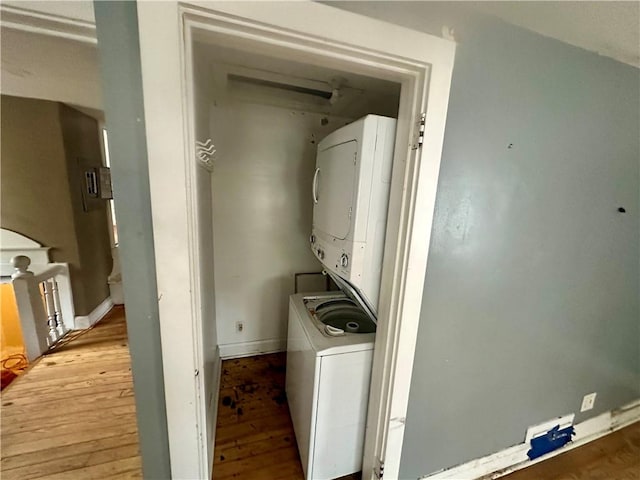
<box><xmin>310</xmin><ymin>230</ymin><xmax>365</xmax><ymax>288</ymax></box>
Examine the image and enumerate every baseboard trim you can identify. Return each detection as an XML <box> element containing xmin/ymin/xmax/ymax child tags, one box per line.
<box><xmin>219</xmin><ymin>338</ymin><xmax>286</xmax><ymax>359</ymax></box>
<box><xmin>74</xmin><ymin>296</ymin><xmax>114</xmax><ymax>329</ymax></box>
<box><xmin>422</xmin><ymin>398</ymin><xmax>640</xmax><ymax>479</ymax></box>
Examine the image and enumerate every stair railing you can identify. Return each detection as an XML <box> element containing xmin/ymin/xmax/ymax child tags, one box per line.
<box><xmin>11</xmin><ymin>255</ymin><xmax>75</xmax><ymax>360</ymax></box>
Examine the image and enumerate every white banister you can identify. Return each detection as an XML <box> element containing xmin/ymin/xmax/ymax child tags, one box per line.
<box><xmin>31</xmin><ymin>263</ymin><xmax>75</xmax><ymax>331</ymax></box>
<box><xmin>50</xmin><ymin>277</ymin><xmax>66</xmax><ymax>337</ymax></box>
<box><xmin>11</xmin><ymin>255</ymin><xmax>74</xmax><ymax>360</ymax></box>
<box><xmin>11</xmin><ymin>255</ymin><xmax>51</xmax><ymax>360</ymax></box>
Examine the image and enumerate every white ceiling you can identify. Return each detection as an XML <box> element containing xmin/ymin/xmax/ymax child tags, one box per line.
<box><xmin>329</xmin><ymin>1</ymin><xmax>640</xmax><ymax>68</ymax></box>
<box><xmin>1</xmin><ymin>1</ymin><xmax>638</xmax><ymax>68</ymax></box>
<box><xmin>474</xmin><ymin>1</ymin><xmax>640</xmax><ymax>68</ymax></box>
<box><xmin>194</xmin><ymin>41</ymin><xmax>401</xmax><ymax>118</ymax></box>
<box><xmin>0</xmin><ymin>0</ymin><xmax>637</xmax><ymax>114</ymax></box>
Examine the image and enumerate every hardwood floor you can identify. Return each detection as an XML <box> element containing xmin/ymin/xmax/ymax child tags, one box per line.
<box><xmin>214</xmin><ymin>354</ymin><xmax>640</xmax><ymax>480</ymax></box>
<box><xmin>502</xmin><ymin>421</ymin><xmax>640</xmax><ymax>480</ymax></box>
<box><xmin>213</xmin><ymin>353</ymin><xmax>361</xmax><ymax>480</ymax></box>
<box><xmin>0</xmin><ymin>306</ymin><xmax>142</xmax><ymax>479</ymax></box>
<box><xmin>8</xmin><ymin>315</ymin><xmax>631</xmax><ymax>480</ymax></box>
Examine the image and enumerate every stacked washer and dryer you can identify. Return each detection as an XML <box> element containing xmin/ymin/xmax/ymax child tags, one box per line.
<box><xmin>286</xmin><ymin>115</ymin><xmax>397</xmax><ymax>480</ymax></box>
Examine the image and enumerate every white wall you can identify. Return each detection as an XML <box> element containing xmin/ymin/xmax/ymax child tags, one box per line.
<box><xmin>209</xmin><ymin>98</ymin><xmax>353</xmax><ymax>356</ymax></box>
<box><xmin>0</xmin><ymin>28</ymin><xmax>102</xmax><ymax>110</ymax></box>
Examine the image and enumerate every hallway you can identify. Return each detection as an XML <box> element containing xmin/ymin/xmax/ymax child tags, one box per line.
<box><xmin>0</xmin><ymin>306</ymin><xmax>142</xmax><ymax>479</ymax></box>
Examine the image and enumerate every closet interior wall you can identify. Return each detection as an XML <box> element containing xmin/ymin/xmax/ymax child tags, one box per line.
<box><xmin>193</xmin><ymin>42</ymin><xmax>400</xmax><ymax>358</ymax></box>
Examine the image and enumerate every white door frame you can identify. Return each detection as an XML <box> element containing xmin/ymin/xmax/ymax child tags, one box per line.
<box><xmin>137</xmin><ymin>2</ymin><xmax>455</xmax><ymax>479</ymax></box>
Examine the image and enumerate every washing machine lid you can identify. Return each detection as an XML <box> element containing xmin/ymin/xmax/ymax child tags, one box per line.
<box><xmin>326</xmin><ymin>270</ymin><xmax>377</xmax><ymax>324</ymax></box>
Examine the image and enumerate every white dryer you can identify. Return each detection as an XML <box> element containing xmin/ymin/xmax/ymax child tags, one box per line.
<box><xmin>310</xmin><ymin>114</ymin><xmax>397</xmax><ymax>313</ymax></box>
<box><xmin>286</xmin><ymin>291</ymin><xmax>375</xmax><ymax>480</ymax></box>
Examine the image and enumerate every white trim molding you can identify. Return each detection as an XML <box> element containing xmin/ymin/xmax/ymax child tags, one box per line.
<box><xmin>0</xmin><ymin>4</ymin><xmax>97</xmax><ymax>44</ymax></box>
<box><xmin>75</xmin><ymin>296</ymin><xmax>114</xmax><ymax>329</ymax></box>
<box><xmin>218</xmin><ymin>339</ymin><xmax>286</xmax><ymax>360</ymax></box>
<box><xmin>422</xmin><ymin>399</ymin><xmax>640</xmax><ymax>479</ymax></box>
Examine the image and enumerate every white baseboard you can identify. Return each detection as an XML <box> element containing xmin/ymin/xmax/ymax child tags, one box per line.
<box><xmin>218</xmin><ymin>338</ymin><xmax>286</xmax><ymax>359</ymax></box>
<box><xmin>422</xmin><ymin>398</ymin><xmax>640</xmax><ymax>479</ymax></box>
<box><xmin>74</xmin><ymin>296</ymin><xmax>114</xmax><ymax>329</ymax></box>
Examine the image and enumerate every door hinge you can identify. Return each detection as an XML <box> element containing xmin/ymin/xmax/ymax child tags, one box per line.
<box><xmin>374</xmin><ymin>457</ymin><xmax>385</xmax><ymax>479</ymax></box>
<box><xmin>417</xmin><ymin>112</ymin><xmax>426</xmax><ymax>148</ymax></box>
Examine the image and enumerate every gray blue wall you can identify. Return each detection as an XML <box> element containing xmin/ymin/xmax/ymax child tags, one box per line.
<box><xmin>330</xmin><ymin>3</ymin><xmax>639</xmax><ymax>478</ymax></box>
<box><xmin>94</xmin><ymin>2</ymin><xmax>171</xmax><ymax>478</ymax></box>
<box><xmin>399</xmin><ymin>16</ymin><xmax>639</xmax><ymax>478</ymax></box>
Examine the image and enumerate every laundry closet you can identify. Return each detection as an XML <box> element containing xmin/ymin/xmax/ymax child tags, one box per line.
<box><xmin>192</xmin><ymin>40</ymin><xmax>400</xmax><ymax>355</ymax></box>
<box><xmin>135</xmin><ymin>3</ymin><xmax>455</xmax><ymax>478</ymax></box>
<box><xmin>191</xmin><ymin>38</ymin><xmax>400</xmax><ymax>478</ymax></box>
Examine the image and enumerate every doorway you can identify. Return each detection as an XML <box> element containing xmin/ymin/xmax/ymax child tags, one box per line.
<box><xmin>192</xmin><ymin>37</ymin><xmax>402</xmax><ymax>480</ymax></box>
<box><xmin>137</xmin><ymin>3</ymin><xmax>455</xmax><ymax>479</ymax></box>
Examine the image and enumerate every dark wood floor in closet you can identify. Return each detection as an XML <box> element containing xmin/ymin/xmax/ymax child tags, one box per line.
<box><xmin>212</xmin><ymin>353</ymin><xmax>360</xmax><ymax>480</ymax></box>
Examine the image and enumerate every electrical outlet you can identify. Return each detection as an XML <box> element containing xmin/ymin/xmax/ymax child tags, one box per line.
<box><xmin>581</xmin><ymin>392</ymin><xmax>597</xmax><ymax>412</ymax></box>
<box><xmin>236</xmin><ymin>321</ymin><xmax>244</xmax><ymax>333</ymax></box>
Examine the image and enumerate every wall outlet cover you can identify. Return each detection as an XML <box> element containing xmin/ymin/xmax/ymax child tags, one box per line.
<box><xmin>525</xmin><ymin>413</ymin><xmax>575</xmax><ymax>443</ymax></box>
<box><xmin>581</xmin><ymin>393</ymin><xmax>597</xmax><ymax>412</ymax></box>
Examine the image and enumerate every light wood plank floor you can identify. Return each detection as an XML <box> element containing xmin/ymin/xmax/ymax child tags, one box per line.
<box><xmin>212</xmin><ymin>353</ymin><xmax>360</xmax><ymax>480</ymax></box>
<box><xmin>0</xmin><ymin>306</ymin><xmax>142</xmax><ymax>480</ymax></box>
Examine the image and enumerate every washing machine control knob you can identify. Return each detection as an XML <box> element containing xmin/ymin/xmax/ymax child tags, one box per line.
<box><xmin>340</xmin><ymin>253</ymin><xmax>349</xmax><ymax>268</ymax></box>
<box><xmin>317</xmin><ymin>249</ymin><xmax>325</xmax><ymax>260</ymax></box>
<box><xmin>310</xmin><ymin>234</ymin><xmax>316</xmax><ymax>245</ymax></box>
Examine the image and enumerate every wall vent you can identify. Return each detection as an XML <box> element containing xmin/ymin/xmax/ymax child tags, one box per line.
<box><xmin>228</xmin><ymin>74</ymin><xmax>332</xmax><ymax>100</ymax></box>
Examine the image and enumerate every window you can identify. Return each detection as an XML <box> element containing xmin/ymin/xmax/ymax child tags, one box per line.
<box><xmin>101</xmin><ymin>128</ymin><xmax>118</xmax><ymax>245</ymax></box>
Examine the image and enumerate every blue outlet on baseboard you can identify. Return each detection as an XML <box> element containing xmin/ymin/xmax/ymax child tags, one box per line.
<box><xmin>527</xmin><ymin>424</ymin><xmax>575</xmax><ymax>460</ymax></box>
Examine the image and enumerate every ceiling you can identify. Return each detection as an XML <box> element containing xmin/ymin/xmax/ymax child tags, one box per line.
<box><xmin>0</xmin><ymin>1</ymin><xmax>637</xmax><ymax>115</ymax></box>
<box><xmin>193</xmin><ymin>40</ymin><xmax>401</xmax><ymax>118</ymax></box>
<box><xmin>2</xmin><ymin>1</ymin><xmax>638</xmax><ymax>69</ymax></box>
<box><xmin>329</xmin><ymin>1</ymin><xmax>640</xmax><ymax>68</ymax></box>
<box><xmin>473</xmin><ymin>2</ymin><xmax>639</xmax><ymax>68</ymax></box>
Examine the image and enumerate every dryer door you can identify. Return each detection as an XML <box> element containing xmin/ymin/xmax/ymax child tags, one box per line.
<box><xmin>313</xmin><ymin>140</ymin><xmax>358</xmax><ymax>240</ymax></box>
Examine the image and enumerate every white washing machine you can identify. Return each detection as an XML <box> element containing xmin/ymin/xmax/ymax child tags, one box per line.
<box><xmin>286</xmin><ymin>288</ymin><xmax>375</xmax><ymax>480</ymax></box>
